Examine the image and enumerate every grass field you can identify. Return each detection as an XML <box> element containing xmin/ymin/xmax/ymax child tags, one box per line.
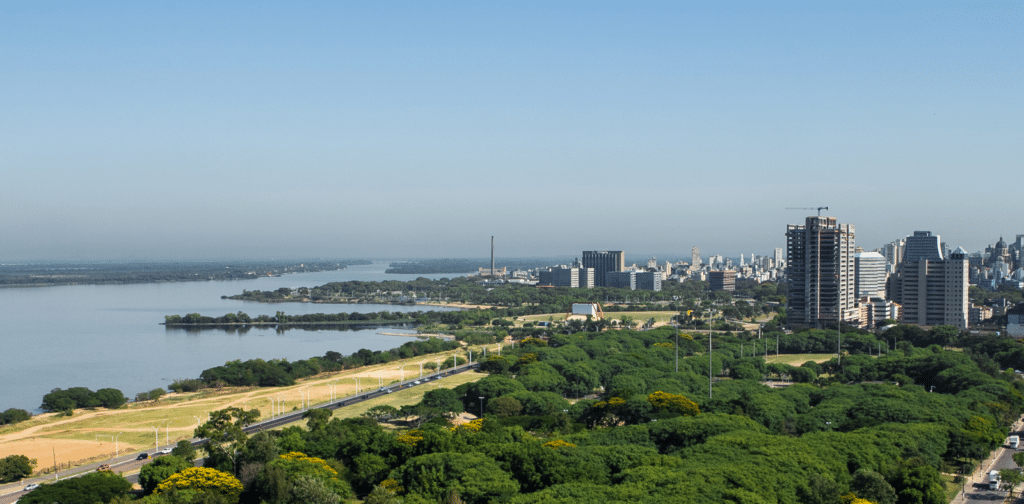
<box><xmin>765</xmin><ymin>353</ymin><xmax>836</xmax><ymax>366</ymax></box>
<box><xmin>0</xmin><ymin>345</ymin><xmax>492</xmax><ymax>470</ymax></box>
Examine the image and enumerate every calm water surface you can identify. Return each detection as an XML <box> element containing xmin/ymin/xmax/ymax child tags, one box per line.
<box><xmin>0</xmin><ymin>262</ymin><xmax>464</xmax><ymax>412</ymax></box>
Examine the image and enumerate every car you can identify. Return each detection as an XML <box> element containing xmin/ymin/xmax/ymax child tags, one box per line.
<box><xmin>414</xmin><ymin>380</ymin><xmax>421</xmax><ymax>385</ymax></box>
<box><xmin>136</xmin><ymin>453</ymin><xmax>149</xmax><ymax>460</ymax></box>
<box><xmin>158</xmin><ymin>448</ymin><xmax>172</xmax><ymax>455</ymax></box>
<box><xmin>97</xmin><ymin>464</ymin><xmax>111</xmax><ymax>472</ymax></box>
<box><xmin>24</xmin><ymin>483</ymin><xmax>39</xmax><ymax>491</ymax></box>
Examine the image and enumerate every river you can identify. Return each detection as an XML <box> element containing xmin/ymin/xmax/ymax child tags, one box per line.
<box><xmin>0</xmin><ymin>262</ymin><xmax>465</xmax><ymax>413</ymax></box>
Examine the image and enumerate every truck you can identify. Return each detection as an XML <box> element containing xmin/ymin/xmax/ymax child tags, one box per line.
<box><xmin>989</xmin><ymin>470</ymin><xmax>1000</xmax><ymax>491</ymax></box>
<box><xmin>1009</xmin><ymin>435</ymin><xmax>1020</xmax><ymax>449</ymax></box>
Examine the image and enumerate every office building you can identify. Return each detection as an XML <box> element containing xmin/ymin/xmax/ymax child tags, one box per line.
<box><xmin>903</xmin><ymin>231</ymin><xmax>943</xmax><ymax>263</ymax></box>
<box><xmin>854</xmin><ymin>251</ymin><xmax>887</xmax><ymax>298</ymax></box>
<box><xmin>605</xmin><ymin>270</ymin><xmax>636</xmax><ymax>290</ymax></box>
<box><xmin>636</xmin><ymin>271</ymin><xmax>662</xmax><ymax>291</ymax></box>
<box><xmin>892</xmin><ymin>237</ymin><xmax>969</xmax><ymax>328</ymax></box>
<box><xmin>785</xmin><ymin>216</ymin><xmax>857</xmax><ymax>327</ymax></box>
<box><xmin>582</xmin><ymin>251</ymin><xmax>624</xmax><ymax>287</ymax></box>
<box><xmin>708</xmin><ymin>270</ymin><xmax>736</xmax><ymax>292</ymax></box>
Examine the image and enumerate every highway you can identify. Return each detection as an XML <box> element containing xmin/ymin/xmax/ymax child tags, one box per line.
<box><xmin>0</xmin><ymin>362</ymin><xmax>479</xmax><ymax>503</ymax></box>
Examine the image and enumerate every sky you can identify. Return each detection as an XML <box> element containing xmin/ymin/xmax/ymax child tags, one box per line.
<box><xmin>1</xmin><ymin>1</ymin><xmax>1021</xmax><ymax>261</ymax></box>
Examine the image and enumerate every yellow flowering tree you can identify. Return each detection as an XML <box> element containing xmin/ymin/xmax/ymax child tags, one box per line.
<box><xmin>155</xmin><ymin>467</ymin><xmax>242</xmax><ymax>500</ymax></box>
<box><xmin>647</xmin><ymin>391</ymin><xmax>701</xmax><ymax>417</ymax></box>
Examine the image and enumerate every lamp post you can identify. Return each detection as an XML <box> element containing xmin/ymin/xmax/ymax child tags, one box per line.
<box><xmin>419</xmin><ymin>361</ymin><xmax>424</xmax><ymax>378</ymax></box>
<box><xmin>675</xmin><ymin>330</ymin><xmax>679</xmax><ymax>373</ymax></box>
<box><xmin>194</xmin><ymin>415</ymin><xmax>201</xmax><ymax>430</ymax></box>
<box><xmin>151</xmin><ymin>426</ymin><xmax>159</xmax><ymax>451</ymax></box>
<box><xmin>479</xmin><ymin>396</ymin><xmax>485</xmax><ymax>418</ymax></box>
<box><xmin>116</xmin><ymin>432</ymin><xmax>123</xmax><ymax>457</ymax></box>
<box><xmin>166</xmin><ymin>421</ymin><xmax>173</xmax><ymax>446</ymax></box>
<box><xmin>707</xmin><ymin>308</ymin><xmax>713</xmax><ymax>399</ymax></box>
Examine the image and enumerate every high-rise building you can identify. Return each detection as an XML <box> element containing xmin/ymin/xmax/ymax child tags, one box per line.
<box><xmin>854</xmin><ymin>251</ymin><xmax>887</xmax><ymax>298</ymax></box>
<box><xmin>903</xmin><ymin>231</ymin><xmax>943</xmax><ymax>263</ymax></box>
<box><xmin>709</xmin><ymin>270</ymin><xmax>736</xmax><ymax>292</ymax></box>
<box><xmin>785</xmin><ymin>216</ymin><xmax>857</xmax><ymax>327</ymax></box>
<box><xmin>691</xmin><ymin>247</ymin><xmax>702</xmax><ymax>271</ymax></box>
<box><xmin>582</xmin><ymin>251</ymin><xmax>624</xmax><ymax>287</ymax></box>
<box><xmin>893</xmin><ymin>242</ymin><xmax>969</xmax><ymax>328</ymax></box>
<box><xmin>605</xmin><ymin>270</ymin><xmax>636</xmax><ymax>290</ymax></box>
<box><xmin>635</xmin><ymin>271</ymin><xmax>662</xmax><ymax>291</ymax></box>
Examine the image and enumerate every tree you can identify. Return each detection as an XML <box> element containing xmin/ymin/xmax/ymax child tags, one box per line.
<box><xmin>20</xmin><ymin>471</ymin><xmax>132</xmax><ymax>504</ymax></box>
<box><xmin>488</xmin><ymin>396</ymin><xmax>523</xmax><ymax>418</ymax></box>
<box><xmin>94</xmin><ymin>388</ymin><xmax>127</xmax><ymax>408</ymax></box>
<box><xmin>422</xmin><ymin>389</ymin><xmax>463</xmax><ymax>417</ymax></box>
<box><xmin>0</xmin><ymin>454</ymin><xmax>36</xmax><ymax>483</ymax></box>
<box><xmin>1</xmin><ymin>408</ymin><xmax>31</xmax><ymax>425</ymax></box>
<box><xmin>171</xmin><ymin>440</ymin><xmax>197</xmax><ymax>463</ymax></box>
<box><xmin>1000</xmin><ymin>468</ymin><xmax>1024</xmax><ymax>498</ymax></box>
<box><xmin>364</xmin><ymin>405</ymin><xmax>400</xmax><ymax>423</ymax></box>
<box><xmin>365</xmin><ymin>483</ymin><xmax>403</xmax><ymax>504</ymax></box>
<box><xmin>303</xmin><ymin>408</ymin><xmax>332</xmax><ymax>432</ymax></box>
<box><xmin>196</xmin><ymin>407</ymin><xmax>260</xmax><ymax>474</ymax></box>
<box><xmin>139</xmin><ymin>455</ymin><xmax>192</xmax><ymax>494</ymax></box>
<box><xmin>392</xmin><ymin>452</ymin><xmax>519</xmax><ymax>503</ymax></box>
<box><xmin>850</xmin><ymin>469</ymin><xmax>896</xmax><ymax>504</ymax></box>
<box><xmin>155</xmin><ymin>467</ymin><xmax>243</xmax><ymax>500</ymax></box>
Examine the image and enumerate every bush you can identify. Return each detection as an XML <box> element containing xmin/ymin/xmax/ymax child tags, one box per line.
<box><xmin>169</xmin><ymin>379</ymin><xmax>205</xmax><ymax>393</ymax></box>
<box><xmin>40</xmin><ymin>387</ymin><xmax>125</xmax><ymax>412</ymax></box>
<box><xmin>0</xmin><ymin>454</ymin><xmax>36</xmax><ymax>483</ymax></box>
<box><xmin>1</xmin><ymin>408</ymin><xmax>31</xmax><ymax>425</ymax></box>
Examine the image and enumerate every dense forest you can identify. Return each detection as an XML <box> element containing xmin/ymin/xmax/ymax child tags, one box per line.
<box><xmin>24</xmin><ymin>323</ymin><xmax>1024</xmax><ymax>504</ymax></box>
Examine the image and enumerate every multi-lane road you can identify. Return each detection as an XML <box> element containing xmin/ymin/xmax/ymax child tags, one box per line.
<box><xmin>0</xmin><ymin>363</ymin><xmax>479</xmax><ymax>503</ymax></box>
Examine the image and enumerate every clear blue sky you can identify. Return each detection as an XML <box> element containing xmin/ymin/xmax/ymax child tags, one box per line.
<box><xmin>2</xmin><ymin>1</ymin><xmax>1020</xmax><ymax>261</ymax></box>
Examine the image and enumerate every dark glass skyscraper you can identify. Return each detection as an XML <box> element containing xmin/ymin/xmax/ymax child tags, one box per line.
<box><xmin>582</xmin><ymin>251</ymin><xmax>624</xmax><ymax>287</ymax></box>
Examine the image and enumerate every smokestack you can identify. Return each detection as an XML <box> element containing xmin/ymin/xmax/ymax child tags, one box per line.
<box><xmin>491</xmin><ymin>236</ymin><xmax>495</xmax><ymax>277</ymax></box>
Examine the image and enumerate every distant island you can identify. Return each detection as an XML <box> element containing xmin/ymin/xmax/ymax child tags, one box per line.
<box><xmin>0</xmin><ymin>259</ymin><xmax>371</xmax><ymax>287</ymax></box>
<box><xmin>385</xmin><ymin>258</ymin><xmax>564</xmax><ymax>274</ymax></box>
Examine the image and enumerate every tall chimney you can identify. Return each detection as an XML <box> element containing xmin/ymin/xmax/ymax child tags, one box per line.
<box><xmin>491</xmin><ymin>236</ymin><xmax>495</xmax><ymax>277</ymax></box>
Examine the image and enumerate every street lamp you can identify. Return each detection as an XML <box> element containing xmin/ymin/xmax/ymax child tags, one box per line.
<box><xmin>194</xmin><ymin>415</ymin><xmax>201</xmax><ymax>430</ymax></box>
<box><xmin>479</xmin><ymin>396</ymin><xmax>485</xmax><ymax>418</ymax></box>
<box><xmin>151</xmin><ymin>426</ymin><xmax>159</xmax><ymax>451</ymax></box>
<box><xmin>116</xmin><ymin>432</ymin><xmax>123</xmax><ymax>457</ymax></box>
<box><xmin>166</xmin><ymin>421</ymin><xmax>173</xmax><ymax>446</ymax></box>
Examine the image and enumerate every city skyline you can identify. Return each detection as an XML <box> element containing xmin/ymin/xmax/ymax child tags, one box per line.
<box><xmin>2</xmin><ymin>2</ymin><xmax>1021</xmax><ymax>261</ymax></box>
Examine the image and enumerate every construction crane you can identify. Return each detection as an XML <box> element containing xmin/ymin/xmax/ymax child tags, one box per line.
<box><xmin>785</xmin><ymin>206</ymin><xmax>829</xmax><ymax>216</ymax></box>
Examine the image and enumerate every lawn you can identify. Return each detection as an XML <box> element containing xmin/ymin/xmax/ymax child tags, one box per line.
<box><xmin>765</xmin><ymin>354</ymin><xmax>837</xmax><ymax>366</ymax></box>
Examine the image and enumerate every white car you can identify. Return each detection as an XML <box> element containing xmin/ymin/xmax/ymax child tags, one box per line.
<box><xmin>159</xmin><ymin>448</ymin><xmax>172</xmax><ymax>455</ymax></box>
<box><xmin>24</xmin><ymin>483</ymin><xmax>39</xmax><ymax>491</ymax></box>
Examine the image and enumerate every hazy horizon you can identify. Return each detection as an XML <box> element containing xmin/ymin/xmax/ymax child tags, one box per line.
<box><xmin>3</xmin><ymin>2</ymin><xmax>1020</xmax><ymax>262</ymax></box>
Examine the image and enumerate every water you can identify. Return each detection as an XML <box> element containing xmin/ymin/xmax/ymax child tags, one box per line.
<box><xmin>0</xmin><ymin>262</ymin><xmax>464</xmax><ymax>412</ymax></box>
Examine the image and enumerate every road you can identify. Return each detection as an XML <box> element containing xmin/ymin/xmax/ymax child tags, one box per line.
<box><xmin>0</xmin><ymin>362</ymin><xmax>479</xmax><ymax>503</ymax></box>
<box><xmin>959</xmin><ymin>419</ymin><xmax>1024</xmax><ymax>504</ymax></box>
